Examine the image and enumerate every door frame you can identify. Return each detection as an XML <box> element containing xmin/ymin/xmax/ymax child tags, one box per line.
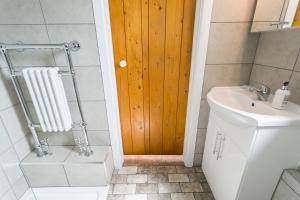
<box><xmin>92</xmin><ymin>0</ymin><xmax>213</xmax><ymax>168</ymax></box>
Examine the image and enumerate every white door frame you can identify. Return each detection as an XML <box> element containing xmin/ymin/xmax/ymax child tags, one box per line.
<box><xmin>92</xmin><ymin>0</ymin><xmax>213</xmax><ymax>169</ymax></box>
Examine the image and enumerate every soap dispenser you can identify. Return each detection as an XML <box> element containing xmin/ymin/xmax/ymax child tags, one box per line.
<box><xmin>271</xmin><ymin>81</ymin><xmax>290</xmax><ymax>110</ymax></box>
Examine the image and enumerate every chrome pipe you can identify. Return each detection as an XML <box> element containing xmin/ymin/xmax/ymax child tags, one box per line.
<box><xmin>1</xmin><ymin>49</ymin><xmax>45</xmax><ymax>156</ymax></box>
<box><xmin>64</xmin><ymin>44</ymin><xmax>93</xmax><ymax>156</ymax></box>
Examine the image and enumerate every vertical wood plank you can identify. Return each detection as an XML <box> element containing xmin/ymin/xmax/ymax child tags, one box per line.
<box><xmin>149</xmin><ymin>0</ymin><xmax>166</xmax><ymax>154</ymax></box>
<box><xmin>162</xmin><ymin>0</ymin><xmax>185</xmax><ymax>154</ymax></box>
<box><xmin>175</xmin><ymin>0</ymin><xmax>196</xmax><ymax>154</ymax></box>
<box><xmin>142</xmin><ymin>0</ymin><xmax>150</xmax><ymax>154</ymax></box>
<box><xmin>123</xmin><ymin>0</ymin><xmax>145</xmax><ymax>154</ymax></box>
<box><xmin>109</xmin><ymin>0</ymin><xmax>133</xmax><ymax>154</ymax></box>
<box><xmin>293</xmin><ymin>2</ymin><xmax>300</xmax><ymax>26</ymax></box>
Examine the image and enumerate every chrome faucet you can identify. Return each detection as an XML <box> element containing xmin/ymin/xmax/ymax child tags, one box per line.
<box><xmin>250</xmin><ymin>84</ymin><xmax>271</xmax><ymax>101</ymax></box>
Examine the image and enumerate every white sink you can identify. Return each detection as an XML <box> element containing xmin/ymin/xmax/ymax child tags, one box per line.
<box><xmin>207</xmin><ymin>86</ymin><xmax>300</xmax><ymax>127</ymax></box>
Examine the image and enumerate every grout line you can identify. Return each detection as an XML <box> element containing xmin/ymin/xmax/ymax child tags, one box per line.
<box><xmin>253</xmin><ymin>63</ymin><xmax>295</xmax><ymax>72</ymax></box>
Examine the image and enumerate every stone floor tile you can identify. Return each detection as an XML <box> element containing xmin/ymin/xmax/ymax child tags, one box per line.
<box><xmin>118</xmin><ymin>167</ymin><xmax>138</xmax><ymax>175</ymax></box>
<box><xmin>171</xmin><ymin>193</ymin><xmax>195</xmax><ymax>200</ymax></box>
<box><xmin>136</xmin><ymin>183</ymin><xmax>158</xmax><ymax>194</ymax></box>
<box><xmin>107</xmin><ymin>194</ymin><xmax>125</xmax><ymax>200</ymax></box>
<box><xmin>168</xmin><ymin>174</ymin><xmax>189</xmax><ymax>183</ymax></box>
<box><xmin>201</xmin><ymin>183</ymin><xmax>212</xmax><ymax>193</ymax></box>
<box><xmin>188</xmin><ymin>173</ymin><xmax>206</xmax><ymax>183</ymax></box>
<box><xmin>127</xmin><ymin>174</ymin><xmax>148</xmax><ymax>183</ymax></box>
<box><xmin>113</xmin><ymin>184</ymin><xmax>136</xmax><ymax>194</ymax></box>
<box><xmin>180</xmin><ymin>183</ymin><xmax>203</xmax><ymax>192</ymax></box>
<box><xmin>147</xmin><ymin>194</ymin><xmax>172</xmax><ymax>200</ymax></box>
<box><xmin>148</xmin><ymin>174</ymin><xmax>169</xmax><ymax>183</ymax></box>
<box><xmin>158</xmin><ymin>183</ymin><xmax>181</xmax><ymax>193</ymax></box>
<box><xmin>112</xmin><ymin>174</ymin><xmax>128</xmax><ymax>184</ymax></box>
<box><xmin>157</xmin><ymin>166</ymin><xmax>177</xmax><ymax>174</ymax></box>
<box><xmin>138</xmin><ymin>166</ymin><xmax>157</xmax><ymax>174</ymax></box>
<box><xmin>125</xmin><ymin>194</ymin><xmax>147</xmax><ymax>200</ymax></box>
<box><xmin>176</xmin><ymin>166</ymin><xmax>195</xmax><ymax>173</ymax></box>
<box><xmin>194</xmin><ymin>167</ymin><xmax>203</xmax><ymax>173</ymax></box>
<box><xmin>193</xmin><ymin>193</ymin><xmax>214</xmax><ymax>200</ymax></box>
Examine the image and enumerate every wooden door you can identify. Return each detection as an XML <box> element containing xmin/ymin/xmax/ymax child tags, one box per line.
<box><xmin>109</xmin><ymin>0</ymin><xmax>196</xmax><ymax>155</ymax></box>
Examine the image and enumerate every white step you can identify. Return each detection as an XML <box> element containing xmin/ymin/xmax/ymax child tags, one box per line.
<box><xmin>21</xmin><ymin>146</ymin><xmax>113</xmax><ymax>187</ymax></box>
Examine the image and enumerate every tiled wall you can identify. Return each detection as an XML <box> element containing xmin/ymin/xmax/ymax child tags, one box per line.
<box><xmin>0</xmin><ymin>0</ymin><xmax>110</xmax><ymax>147</ymax></box>
<box><xmin>0</xmin><ymin>0</ymin><xmax>109</xmax><ymax>198</ymax></box>
<box><xmin>0</xmin><ymin>61</ymin><xmax>32</xmax><ymax>198</ymax></box>
<box><xmin>193</xmin><ymin>0</ymin><xmax>260</xmax><ymax>166</ymax></box>
<box><xmin>250</xmin><ymin>28</ymin><xmax>300</xmax><ymax>105</ymax></box>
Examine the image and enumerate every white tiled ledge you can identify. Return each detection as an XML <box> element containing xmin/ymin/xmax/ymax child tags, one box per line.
<box><xmin>20</xmin><ymin>146</ymin><xmax>114</xmax><ymax>188</ymax></box>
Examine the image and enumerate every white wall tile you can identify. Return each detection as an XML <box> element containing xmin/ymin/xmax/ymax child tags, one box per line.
<box><xmin>0</xmin><ymin>0</ymin><xmax>44</xmax><ymax>24</ymax></box>
<box><xmin>206</xmin><ymin>23</ymin><xmax>259</xmax><ymax>64</ymax></box>
<box><xmin>0</xmin><ymin>168</ymin><xmax>10</xmax><ymax>197</ymax></box>
<box><xmin>0</xmin><ymin>69</ymin><xmax>18</xmax><ymax>110</ymax></box>
<box><xmin>193</xmin><ymin>153</ymin><xmax>203</xmax><ymax>167</ymax></box>
<box><xmin>0</xmin><ymin>119</ymin><xmax>11</xmax><ymax>155</ymax></box>
<box><xmin>12</xmin><ymin>176</ymin><xmax>29</xmax><ymax>199</ymax></box>
<box><xmin>202</xmin><ymin>64</ymin><xmax>253</xmax><ymax>98</ymax></box>
<box><xmin>250</xmin><ymin>64</ymin><xmax>292</xmax><ymax>94</ymax></box>
<box><xmin>1</xmin><ymin>189</ymin><xmax>17</xmax><ymax>200</ymax></box>
<box><xmin>40</xmin><ymin>0</ymin><xmax>95</xmax><ymax>24</ymax></box>
<box><xmin>14</xmin><ymin>135</ymin><xmax>34</xmax><ymax>161</ymax></box>
<box><xmin>63</xmin><ymin>66</ymin><xmax>105</xmax><ymax>101</ymax></box>
<box><xmin>0</xmin><ymin>25</ymin><xmax>55</xmax><ymax>67</ymax></box>
<box><xmin>86</xmin><ymin>131</ymin><xmax>111</xmax><ymax>146</ymax></box>
<box><xmin>255</xmin><ymin>29</ymin><xmax>300</xmax><ymax>70</ymax></box>
<box><xmin>22</xmin><ymin>164</ymin><xmax>69</xmax><ymax>187</ymax></box>
<box><xmin>64</xmin><ymin>164</ymin><xmax>108</xmax><ymax>186</ymax></box>
<box><xmin>211</xmin><ymin>0</ymin><xmax>256</xmax><ymax>22</ymax></box>
<box><xmin>0</xmin><ymin>147</ymin><xmax>23</xmax><ymax>185</ymax></box>
<box><xmin>47</xmin><ymin>25</ymin><xmax>100</xmax><ymax>66</ymax></box>
<box><xmin>70</xmin><ymin>101</ymin><xmax>109</xmax><ymax>131</ymax></box>
<box><xmin>0</xmin><ymin>105</ymin><xmax>28</xmax><ymax>143</ymax></box>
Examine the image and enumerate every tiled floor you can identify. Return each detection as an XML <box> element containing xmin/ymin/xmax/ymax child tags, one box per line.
<box><xmin>107</xmin><ymin>165</ymin><xmax>214</xmax><ymax>200</ymax></box>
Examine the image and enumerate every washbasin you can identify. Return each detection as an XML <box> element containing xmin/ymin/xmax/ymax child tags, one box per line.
<box><xmin>207</xmin><ymin>86</ymin><xmax>300</xmax><ymax>127</ymax></box>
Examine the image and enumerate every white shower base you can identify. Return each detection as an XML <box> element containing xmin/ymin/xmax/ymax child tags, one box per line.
<box><xmin>21</xmin><ymin>186</ymin><xmax>109</xmax><ymax>200</ymax></box>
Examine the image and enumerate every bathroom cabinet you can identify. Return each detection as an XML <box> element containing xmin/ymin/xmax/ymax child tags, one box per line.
<box><xmin>203</xmin><ymin>110</ymin><xmax>300</xmax><ymax>200</ymax></box>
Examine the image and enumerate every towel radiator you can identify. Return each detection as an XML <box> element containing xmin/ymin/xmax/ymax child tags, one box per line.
<box><xmin>0</xmin><ymin>41</ymin><xmax>93</xmax><ymax>157</ymax></box>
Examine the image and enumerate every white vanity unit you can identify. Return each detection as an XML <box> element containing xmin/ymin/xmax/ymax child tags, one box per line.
<box><xmin>202</xmin><ymin>86</ymin><xmax>300</xmax><ymax>200</ymax></box>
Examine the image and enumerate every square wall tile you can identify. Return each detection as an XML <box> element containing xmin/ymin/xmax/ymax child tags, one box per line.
<box><xmin>0</xmin><ymin>25</ymin><xmax>55</xmax><ymax>67</ymax></box>
<box><xmin>1</xmin><ymin>189</ymin><xmax>17</xmax><ymax>200</ymax></box>
<box><xmin>40</xmin><ymin>0</ymin><xmax>95</xmax><ymax>24</ymax></box>
<box><xmin>250</xmin><ymin>64</ymin><xmax>292</xmax><ymax>94</ymax></box>
<box><xmin>70</xmin><ymin>101</ymin><xmax>109</xmax><ymax>131</ymax></box>
<box><xmin>202</xmin><ymin>64</ymin><xmax>253</xmax><ymax>98</ymax></box>
<box><xmin>211</xmin><ymin>0</ymin><xmax>256</xmax><ymax>22</ymax></box>
<box><xmin>37</xmin><ymin>131</ymin><xmax>75</xmax><ymax>146</ymax></box>
<box><xmin>12</xmin><ymin>176</ymin><xmax>29</xmax><ymax>199</ymax></box>
<box><xmin>0</xmin><ymin>68</ymin><xmax>18</xmax><ymax>110</ymax></box>
<box><xmin>47</xmin><ymin>24</ymin><xmax>100</xmax><ymax>66</ymax></box>
<box><xmin>0</xmin><ymin>147</ymin><xmax>23</xmax><ymax>185</ymax></box>
<box><xmin>13</xmin><ymin>135</ymin><xmax>34</xmax><ymax>161</ymax></box>
<box><xmin>64</xmin><ymin>164</ymin><xmax>108</xmax><ymax>186</ymax></box>
<box><xmin>206</xmin><ymin>23</ymin><xmax>259</xmax><ymax>64</ymax></box>
<box><xmin>195</xmin><ymin>129</ymin><xmax>206</xmax><ymax>154</ymax></box>
<box><xmin>0</xmin><ymin>168</ymin><xmax>10</xmax><ymax>197</ymax></box>
<box><xmin>0</xmin><ymin>105</ymin><xmax>29</xmax><ymax>143</ymax></box>
<box><xmin>22</xmin><ymin>164</ymin><xmax>68</xmax><ymax>187</ymax></box>
<box><xmin>63</xmin><ymin>66</ymin><xmax>105</xmax><ymax>101</ymax></box>
<box><xmin>289</xmin><ymin>72</ymin><xmax>300</xmax><ymax>105</ymax></box>
<box><xmin>0</xmin><ymin>0</ymin><xmax>44</xmax><ymax>24</ymax></box>
<box><xmin>197</xmin><ymin>100</ymin><xmax>210</xmax><ymax>129</ymax></box>
<box><xmin>0</xmin><ymin>119</ymin><xmax>11</xmax><ymax>154</ymax></box>
<box><xmin>255</xmin><ymin>29</ymin><xmax>300</xmax><ymax>70</ymax></box>
<box><xmin>87</xmin><ymin>131</ymin><xmax>111</xmax><ymax>146</ymax></box>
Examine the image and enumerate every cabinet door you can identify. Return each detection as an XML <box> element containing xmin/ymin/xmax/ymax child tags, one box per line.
<box><xmin>203</xmin><ymin>111</ymin><xmax>247</xmax><ymax>200</ymax></box>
